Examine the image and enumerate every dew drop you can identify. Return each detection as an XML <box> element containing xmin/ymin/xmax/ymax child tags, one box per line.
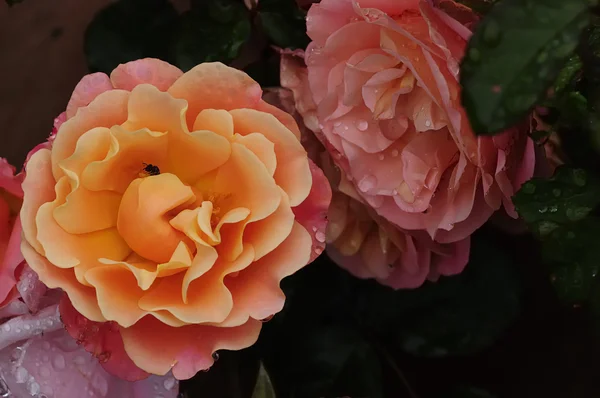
<box><xmin>391</xmin><ymin>149</ymin><xmax>399</xmax><ymax>157</ymax></box>
<box><xmin>566</xmin><ymin>207</ymin><xmax>590</xmax><ymax>221</ymax></box>
<box><xmin>260</xmin><ymin>315</ymin><xmax>274</xmax><ymax>323</ymax></box>
<box><xmin>425</xmin><ymin>120</ymin><xmax>432</xmax><ymax>128</ymax></box>
<box><xmin>14</xmin><ymin>367</ymin><xmax>28</xmax><ymax>383</ymax></box>
<box><xmin>357</xmin><ymin>174</ymin><xmax>377</xmax><ymax>193</ymax></box>
<box><xmin>2</xmin><ymin>324</ymin><xmax>10</xmax><ymax>332</ymax></box>
<box><xmin>91</xmin><ymin>373</ymin><xmax>108</xmax><ymax>397</ymax></box>
<box><xmin>333</xmin><ymin>121</ymin><xmax>342</xmax><ymax>127</ymax></box>
<box><xmin>23</xmin><ymin>324</ymin><xmax>31</xmax><ymax>331</ymax></box>
<box><xmin>521</xmin><ymin>182</ymin><xmax>536</xmax><ymax>194</ymax></box>
<box><xmin>538</xmin><ymin>206</ymin><xmax>548</xmax><ymax>214</ymax></box>
<box><xmin>468</xmin><ymin>48</ymin><xmax>480</xmax><ymax>62</ymax></box>
<box><xmin>572</xmin><ymin>169</ymin><xmax>587</xmax><ymax>187</ymax></box>
<box><xmin>212</xmin><ymin>352</ymin><xmax>220</xmax><ymax>361</ymax></box>
<box><xmin>315</xmin><ymin>231</ymin><xmax>326</xmax><ymax>243</ymax></box>
<box><xmin>27</xmin><ymin>381</ymin><xmax>40</xmax><ymax>396</ymax></box>
<box><xmin>378</xmin><ymin>154</ymin><xmax>385</xmax><ymax>160</ymax></box>
<box><xmin>73</xmin><ymin>356</ymin><xmax>86</xmax><ymax>366</ymax></box>
<box><xmin>52</xmin><ymin>354</ymin><xmax>66</xmax><ymax>370</ymax></box>
<box><xmin>482</xmin><ymin>20</ymin><xmax>501</xmax><ymax>46</ymax></box>
<box><xmin>537</xmin><ymin>220</ymin><xmax>558</xmax><ymax>236</ymax></box>
<box><xmin>163</xmin><ymin>377</ymin><xmax>176</xmax><ymax>391</ymax></box>
<box><xmin>552</xmin><ymin>188</ymin><xmax>561</xmax><ymax>197</ymax></box>
<box><xmin>356</xmin><ymin>120</ymin><xmax>369</xmax><ymax>131</ymax></box>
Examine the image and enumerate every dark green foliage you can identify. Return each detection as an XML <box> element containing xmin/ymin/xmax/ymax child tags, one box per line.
<box><xmin>171</xmin><ymin>0</ymin><xmax>251</xmax><ymax>71</ymax></box>
<box><xmin>84</xmin><ymin>0</ymin><xmax>178</xmax><ymax>74</ymax></box>
<box><xmin>256</xmin><ymin>0</ymin><xmax>310</xmax><ymax>50</ymax></box>
<box><xmin>461</xmin><ymin>0</ymin><xmax>592</xmax><ymax>135</ymax></box>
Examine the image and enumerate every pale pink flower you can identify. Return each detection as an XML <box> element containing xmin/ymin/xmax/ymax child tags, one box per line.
<box><xmin>280</xmin><ymin>0</ymin><xmax>536</xmax><ymax>286</ymax></box>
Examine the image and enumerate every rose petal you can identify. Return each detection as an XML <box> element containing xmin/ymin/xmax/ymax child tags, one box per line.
<box><xmin>111</xmin><ymin>58</ymin><xmax>183</xmax><ymax>92</ymax></box>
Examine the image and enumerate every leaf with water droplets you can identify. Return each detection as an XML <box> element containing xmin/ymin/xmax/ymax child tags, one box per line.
<box><xmin>461</xmin><ymin>0</ymin><xmax>592</xmax><ymax>135</ymax></box>
<box><xmin>514</xmin><ymin>166</ymin><xmax>600</xmax><ymax>304</ymax></box>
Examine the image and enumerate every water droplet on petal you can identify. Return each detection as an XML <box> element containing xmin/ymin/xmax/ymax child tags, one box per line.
<box><xmin>357</xmin><ymin>174</ymin><xmax>378</xmax><ymax>193</ymax></box>
<box><xmin>315</xmin><ymin>231</ymin><xmax>326</xmax><ymax>243</ymax></box>
<box><xmin>163</xmin><ymin>377</ymin><xmax>176</xmax><ymax>391</ymax></box>
<box><xmin>91</xmin><ymin>373</ymin><xmax>108</xmax><ymax>397</ymax></box>
<box><xmin>356</xmin><ymin>120</ymin><xmax>369</xmax><ymax>131</ymax></box>
<box><xmin>378</xmin><ymin>154</ymin><xmax>385</xmax><ymax>160</ymax></box>
<box><xmin>425</xmin><ymin>120</ymin><xmax>432</xmax><ymax>128</ymax></box>
<box><xmin>23</xmin><ymin>324</ymin><xmax>31</xmax><ymax>331</ymax></box>
<box><xmin>14</xmin><ymin>367</ymin><xmax>28</xmax><ymax>383</ymax></box>
<box><xmin>333</xmin><ymin>121</ymin><xmax>341</xmax><ymax>127</ymax></box>
<box><xmin>52</xmin><ymin>354</ymin><xmax>66</xmax><ymax>370</ymax></box>
<box><xmin>391</xmin><ymin>149</ymin><xmax>399</xmax><ymax>157</ymax></box>
<box><xmin>2</xmin><ymin>324</ymin><xmax>10</xmax><ymax>332</ymax></box>
<box><xmin>260</xmin><ymin>315</ymin><xmax>274</xmax><ymax>323</ymax></box>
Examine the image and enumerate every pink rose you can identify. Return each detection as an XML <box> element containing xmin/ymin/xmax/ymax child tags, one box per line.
<box><xmin>281</xmin><ymin>0</ymin><xmax>536</xmax><ymax>285</ymax></box>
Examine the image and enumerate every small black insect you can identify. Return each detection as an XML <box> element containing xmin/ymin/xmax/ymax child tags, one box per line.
<box><xmin>142</xmin><ymin>163</ymin><xmax>161</xmax><ymax>176</ymax></box>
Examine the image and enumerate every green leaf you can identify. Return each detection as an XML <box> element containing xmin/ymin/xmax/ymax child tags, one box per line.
<box><xmin>170</xmin><ymin>0</ymin><xmax>251</xmax><ymax>71</ymax></box>
<box><xmin>84</xmin><ymin>0</ymin><xmax>178</xmax><ymax>74</ymax></box>
<box><xmin>514</xmin><ymin>167</ymin><xmax>600</xmax><ymax>304</ymax></box>
<box><xmin>357</xmin><ymin>232</ymin><xmax>522</xmax><ymax>357</ymax></box>
<box><xmin>251</xmin><ymin>363</ymin><xmax>276</xmax><ymax>398</ymax></box>
<box><xmin>256</xmin><ymin>0</ymin><xmax>310</xmax><ymax>49</ymax></box>
<box><xmin>513</xmin><ymin>167</ymin><xmax>600</xmax><ymax>237</ymax></box>
<box><xmin>460</xmin><ymin>0</ymin><xmax>592</xmax><ymax>135</ymax></box>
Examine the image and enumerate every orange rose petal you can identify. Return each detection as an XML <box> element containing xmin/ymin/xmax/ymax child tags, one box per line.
<box><xmin>21</xmin><ymin>149</ymin><xmax>56</xmax><ymax>255</ymax></box>
<box><xmin>117</xmin><ymin>174</ymin><xmax>195</xmax><ymax>264</ymax></box>
<box><xmin>54</xmin><ymin>127</ymin><xmax>120</xmax><ymax>233</ymax></box>
<box><xmin>139</xmin><ymin>273</ymin><xmax>227</xmax><ymax>325</ymax></box>
<box><xmin>170</xmin><ymin>208</ymin><xmax>212</xmax><ymax>246</ymax></box>
<box><xmin>167</xmin><ymin>130</ymin><xmax>232</xmax><ymax>186</ymax></box>
<box><xmin>99</xmin><ymin>257</ymin><xmax>158</xmax><ymax>290</ymax></box>
<box><xmin>223</xmin><ymin>222</ymin><xmax>311</xmax><ymax>326</ymax></box>
<box><xmin>53</xmin><ymin>188</ymin><xmax>122</xmax><ymax>234</ymax></box>
<box><xmin>213</xmin><ymin>208</ymin><xmax>251</xmax><ymax>262</ymax></box>
<box><xmin>51</xmin><ymin>90</ymin><xmax>130</xmax><ymax>180</ymax></box>
<box><xmin>85</xmin><ymin>264</ymin><xmax>146</xmax><ymax>327</ymax></box>
<box><xmin>120</xmin><ymin>315</ymin><xmax>262</xmax><ymax>379</ymax></box>
<box><xmin>254</xmin><ymin>99</ymin><xmax>302</xmax><ymax>140</ymax></box>
<box><xmin>181</xmin><ymin>244</ymin><xmax>218</xmax><ymax>303</ymax></box>
<box><xmin>110</xmin><ymin>58</ymin><xmax>183</xmax><ymax>92</ymax></box>
<box><xmin>21</xmin><ymin>240</ymin><xmax>106</xmax><ymax>322</ymax></box>
<box><xmin>229</xmin><ymin>109</ymin><xmax>312</xmax><ymax>206</ymax></box>
<box><xmin>122</xmin><ymin>84</ymin><xmax>188</xmax><ymax>135</ymax></box>
<box><xmin>212</xmin><ymin>143</ymin><xmax>280</xmax><ymax>223</ymax></box>
<box><xmin>82</xmin><ymin>126</ymin><xmax>169</xmax><ymax>194</ymax></box>
<box><xmin>233</xmin><ymin>133</ymin><xmax>277</xmax><ymax>176</ymax></box>
<box><xmin>168</xmin><ymin>62</ymin><xmax>263</xmax><ymax>128</ymax></box>
<box><xmin>36</xmin><ymin>177</ymin><xmax>131</xmax><ymax>268</ymax></box>
<box><xmin>243</xmin><ymin>188</ymin><xmax>294</xmax><ymax>260</ymax></box>
<box><xmin>192</xmin><ymin>109</ymin><xmax>234</xmax><ymax>139</ymax></box>
<box><xmin>66</xmin><ymin>72</ymin><xmax>114</xmax><ymax>119</ymax></box>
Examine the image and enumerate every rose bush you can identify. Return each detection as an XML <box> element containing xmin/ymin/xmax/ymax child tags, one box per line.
<box><xmin>20</xmin><ymin>58</ymin><xmax>331</xmax><ymax>380</ymax></box>
<box><xmin>281</xmin><ymin>0</ymin><xmax>536</xmax><ymax>287</ymax></box>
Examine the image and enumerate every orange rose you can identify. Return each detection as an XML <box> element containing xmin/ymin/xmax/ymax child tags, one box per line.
<box><xmin>20</xmin><ymin>59</ymin><xmax>331</xmax><ymax>380</ymax></box>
